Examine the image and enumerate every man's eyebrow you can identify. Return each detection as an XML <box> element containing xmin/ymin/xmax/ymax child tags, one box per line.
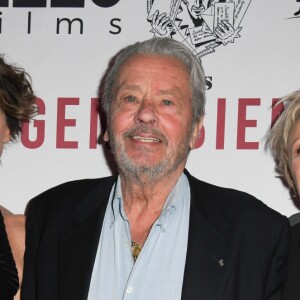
<box><xmin>159</xmin><ymin>88</ymin><xmax>180</xmax><ymax>96</ymax></box>
<box><xmin>116</xmin><ymin>83</ymin><xmax>142</xmax><ymax>92</ymax></box>
<box><xmin>115</xmin><ymin>84</ymin><xmax>182</xmax><ymax>97</ymax></box>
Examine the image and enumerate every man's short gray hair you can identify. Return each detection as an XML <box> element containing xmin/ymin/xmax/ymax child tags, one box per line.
<box><xmin>102</xmin><ymin>37</ymin><xmax>206</xmax><ymax>126</ymax></box>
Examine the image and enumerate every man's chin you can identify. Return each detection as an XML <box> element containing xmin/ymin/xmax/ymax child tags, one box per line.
<box><xmin>120</xmin><ymin>161</ymin><xmax>167</xmax><ymax>179</ymax></box>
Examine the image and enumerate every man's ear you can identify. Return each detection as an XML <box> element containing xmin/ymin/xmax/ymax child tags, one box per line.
<box><xmin>189</xmin><ymin>117</ymin><xmax>204</xmax><ymax>150</ymax></box>
<box><xmin>3</xmin><ymin>127</ymin><xmax>10</xmax><ymax>143</ymax></box>
<box><xmin>103</xmin><ymin>130</ymin><xmax>109</xmax><ymax>142</ymax></box>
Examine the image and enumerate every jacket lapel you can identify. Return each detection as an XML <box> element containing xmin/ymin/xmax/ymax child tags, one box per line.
<box><xmin>54</xmin><ymin>171</ymin><xmax>233</xmax><ymax>299</ymax></box>
<box><xmin>59</xmin><ymin>176</ymin><xmax>117</xmax><ymax>300</ymax></box>
<box><xmin>181</xmin><ymin>172</ymin><xmax>234</xmax><ymax>300</ymax></box>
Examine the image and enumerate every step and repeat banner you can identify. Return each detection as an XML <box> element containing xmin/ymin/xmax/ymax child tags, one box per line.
<box><xmin>0</xmin><ymin>0</ymin><xmax>299</xmax><ymax>217</ymax></box>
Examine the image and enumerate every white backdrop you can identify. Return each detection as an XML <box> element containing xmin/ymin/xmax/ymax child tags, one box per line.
<box><xmin>0</xmin><ymin>0</ymin><xmax>300</xmax><ymax>217</ymax></box>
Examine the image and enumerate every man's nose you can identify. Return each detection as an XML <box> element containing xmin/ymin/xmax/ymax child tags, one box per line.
<box><xmin>134</xmin><ymin>101</ymin><xmax>158</xmax><ymax>125</ymax></box>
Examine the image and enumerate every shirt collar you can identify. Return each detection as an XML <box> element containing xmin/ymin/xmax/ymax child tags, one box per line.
<box><xmin>109</xmin><ymin>173</ymin><xmax>189</xmax><ymax>231</ymax></box>
<box><xmin>110</xmin><ymin>177</ymin><xmax>125</xmax><ymax>226</ymax></box>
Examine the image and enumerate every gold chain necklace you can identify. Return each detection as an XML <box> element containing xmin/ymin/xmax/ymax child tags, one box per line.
<box><xmin>131</xmin><ymin>241</ymin><xmax>142</xmax><ymax>262</ymax></box>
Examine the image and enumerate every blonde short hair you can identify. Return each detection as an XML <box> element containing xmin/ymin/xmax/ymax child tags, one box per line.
<box><xmin>267</xmin><ymin>90</ymin><xmax>300</xmax><ymax>191</ymax></box>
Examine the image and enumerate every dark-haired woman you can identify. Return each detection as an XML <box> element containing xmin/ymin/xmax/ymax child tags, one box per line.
<box><xmin>0</xmin><ymin>56</ymin><xmax>36</xmax><ymax>300</ymax></box>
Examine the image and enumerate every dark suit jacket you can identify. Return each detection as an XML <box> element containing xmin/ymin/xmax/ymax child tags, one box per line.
<box><xmin>21</xmin><ymin>171</ymin><xmax>290</xmax><ymax>300</ymax></box>
<box><xmin>282</xmin><ymin>222</ymin><xmax>300</xmax><ymax>299</ymax></box>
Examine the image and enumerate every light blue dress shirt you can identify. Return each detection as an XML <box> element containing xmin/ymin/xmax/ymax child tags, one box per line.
<box><xmin>87</xmin><ymin>173</ymin><xmax>191</xmax><ymax>300</ymax></box>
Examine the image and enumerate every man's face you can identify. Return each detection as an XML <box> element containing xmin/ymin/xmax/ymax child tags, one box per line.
<box><xmin>183</xmin><ymin>0</ymin><xmax>210</xmax><ymax>19</ymax></box>
<box><xmin>105</xmin><ymin>54</ymin><xmax>202</xmax><ymax>180</ymax></box>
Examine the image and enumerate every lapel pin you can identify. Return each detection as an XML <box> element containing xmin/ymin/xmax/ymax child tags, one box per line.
<box><xmin>218</xmin><ymin>259</ymin><xmax>224</xmax><ymax>267</ymax></box>
<box><xmin>212</xmin><ymin>257</ymin><xmax>225</xmax><ymax>268</ymax></box>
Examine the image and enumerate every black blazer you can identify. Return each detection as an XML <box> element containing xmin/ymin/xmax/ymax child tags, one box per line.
<box><xmin>21</xmin><ymin>171</ymin><xmax>290</xmax><ymax>300</ymax></box>
<box><xmin>282</xmin><ymin>222</ymin><xmax>300</xmax><ymax>299</ymax></box>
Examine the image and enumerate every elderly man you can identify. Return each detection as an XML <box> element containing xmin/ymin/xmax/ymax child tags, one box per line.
<box><xmin>22</xmin><ymin>37</ymin><xmax>290</xmax><ymax>300</ymax></box>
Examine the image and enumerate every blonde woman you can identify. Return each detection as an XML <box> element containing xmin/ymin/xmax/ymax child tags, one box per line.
<box><xmin>268</xmin><ymin>90</ymin><xmax>300</xmax><ymax>299</ymax></box>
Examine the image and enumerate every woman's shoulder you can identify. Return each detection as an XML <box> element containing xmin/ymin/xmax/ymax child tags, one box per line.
<box><xmin>0</xmin><ymin>205</ymin><xmax>14</xmax><ymax>217</ymax></box>
<box><xmin>0</xmin><ymin>206</ymin><xmax>25</xmax><ymax>242</ymax></box>
<box><xmin>0</xmin><ymin>207</ymin><xmax>20</xmax><ymax>299</ymax></box>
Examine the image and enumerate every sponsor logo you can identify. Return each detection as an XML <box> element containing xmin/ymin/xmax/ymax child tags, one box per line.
<box><xmin>21</xmin><ymin>97</ymin><xmax>283</xmax><ymax>150</ymax></box>
<box><xmin>0</xmin><ymin>0</ymin><xmax>120</xmax><ymax>8</ymax></box>
<box><xmin>146</xmin><ymin>0</ymin><xmax>252</xmax><ymax>58</ymax></box>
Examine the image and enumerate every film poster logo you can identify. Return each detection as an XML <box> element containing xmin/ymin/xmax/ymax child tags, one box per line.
<box><xmin>146</xmin><ymin>0</ymin><xmax>251</xmax><ymax>59</ymax></box>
